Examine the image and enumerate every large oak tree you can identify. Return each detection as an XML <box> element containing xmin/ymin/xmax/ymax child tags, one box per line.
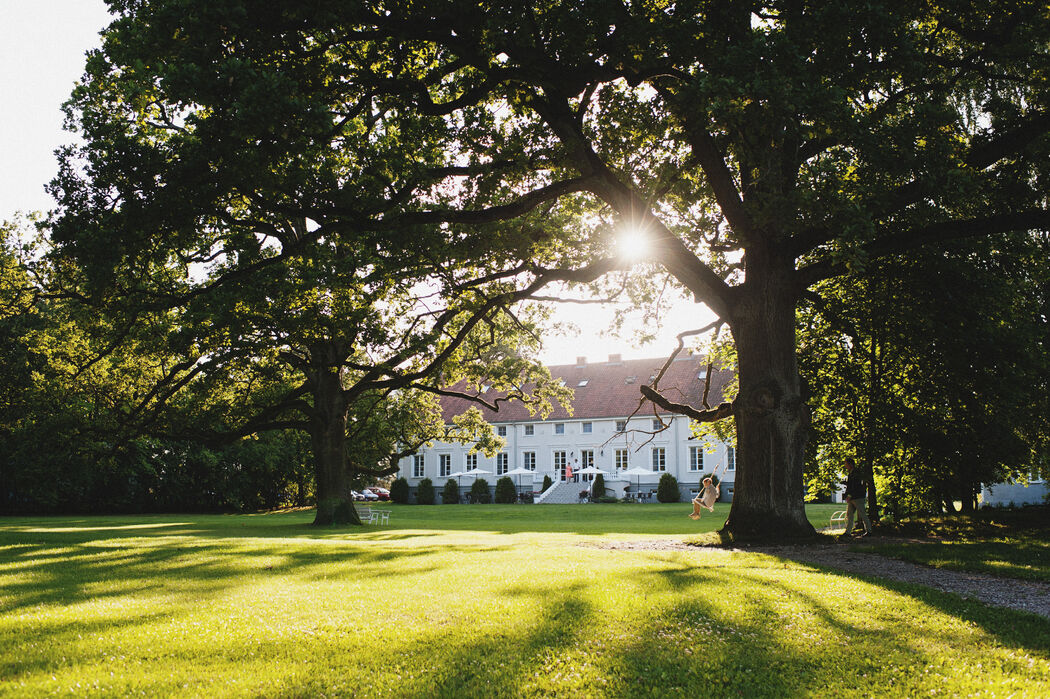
<box><xmin>53</xmin><ymin>1</ymin><xmax>1050</xmax><ymax>536</ymax></box>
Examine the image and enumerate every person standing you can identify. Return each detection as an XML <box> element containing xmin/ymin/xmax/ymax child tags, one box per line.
<box><xmin>842</xmin><ymin>458</ymin><xmax>872</xmax><ymax>538</ymax></box>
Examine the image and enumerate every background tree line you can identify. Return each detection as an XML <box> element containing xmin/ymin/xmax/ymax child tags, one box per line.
<box><xmin>1</xmin><ymin>219</ymin><xmax>315</xmax><ymax>514</ymax></box>
<box><xmin>800</xmin><ymin>233</ymin><xmax>1050</xmax><ymax>518</ymax></box>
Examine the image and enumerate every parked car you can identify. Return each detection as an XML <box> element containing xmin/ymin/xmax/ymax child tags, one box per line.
<box><xmin>368</xmin><ymin>487</ymin><xmax>390</xmax><ymax>501</ymax></box>
<box><xmin>351</xmin><ymin>490</ymin><xmax>366</xmax><ymax>501</ymax></box>
<box><xmin>359</xmin><ymin>489</ymin><xmax>379</xmax><ymax>501</ymax></box>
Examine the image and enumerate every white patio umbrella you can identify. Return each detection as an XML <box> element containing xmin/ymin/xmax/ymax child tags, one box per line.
<box><xmin>502</xmin><ymin>467</ymin><xmax>536</xmax><ymax>495</ymax></box>
<box><xmin>621</xmin><ymin>466</ymin><xmax>655</xmax><ymax>500</ymax></box>
<box><xmin>462</xmin><ymin>467</ymin><xmax>493</xmax><ymax>503</ymax></box>
<box><xmin>445</xmin><ymin>470</ymin><xmax>468</xmax><ymax>487</ymax></box>
<box><xmin>576</xmin><ymin>466</ymin><xmax>611</xmax><ymax>498</ymax></box>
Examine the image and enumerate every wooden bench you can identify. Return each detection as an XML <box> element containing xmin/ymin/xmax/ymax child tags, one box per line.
<box><xmin>357</xmin><ymin>507</ymin><xmax>391</xmax><ymax>525</ymax></box>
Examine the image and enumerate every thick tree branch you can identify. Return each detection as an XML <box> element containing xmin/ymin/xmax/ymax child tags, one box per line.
<box><xmin>639</xmin><ymin>384</ymin><xmax>735</xmax><ymax>424</ymax></box>
<box><xmin>797</xmin><ymin>209</ymin><xmax>1050</xmax><ymax>287</ymax></box>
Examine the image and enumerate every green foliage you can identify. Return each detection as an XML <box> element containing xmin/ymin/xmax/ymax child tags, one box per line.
<box><xmin>494</xmin><ymin>477</ymin><xmax>517</xmax><ymax>504</ymax></box>
<box><xmin>592</xmin><ymin>473</ymin><xmax>606</xmax><ymax>499</ymax></box>
<box><xmin>657</xmin><ymin>473</ymin><xmax>680</xmax><ymax>503</ymax></box>
<box><xmin>415</xmin><ymin>478</ymin><xmax>435</xmax><ymax>505</ymax></box>
<box><xmin>389</xmin><ymin>477</ymin><xmax>410</xmax><ymax>505</ymax></box>
<box><xmin>37</xmin><ymin>1</ymin><xmax>1050</xmax><ymax>535</ymax></box>
<box><xmin>542</xmin><ymin>474</ymin><xmax>553</xmax><ymax>492</ymax></box>
<box><xmin>442</xmin><ymin>479</ymin><xmax>460</xmax><ymax>505</ymax></box>
<box><xmin>800</xmin><ymin>237</ymin><xmax>1050</xmax><ymax>519</ymax></box>
<box><xmin>45</xmin><ymin>7</ymin><xmax>576</xmax><ymax>521</ymax></box>
<box><xmin>699</xmin><ymin>472</ymin><xmax>721</xmax><ymax>488</ymax></box>
<box><xmin>469</xmin><ymin>478</ymin><xmax>491</xmax><ymax>504</ymax></box>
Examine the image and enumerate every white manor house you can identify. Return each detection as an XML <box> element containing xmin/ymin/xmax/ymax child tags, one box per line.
<box><xmin>396</xmin><ymin>353</ymin><xmax>736</xmax><ymax>504</ymax></box>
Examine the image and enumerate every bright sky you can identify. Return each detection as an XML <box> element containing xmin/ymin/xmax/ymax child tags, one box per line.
<box><xmin>0</xmin><ymin>0</ymin><xmax>711</xmax><ymax>367</ymax></box>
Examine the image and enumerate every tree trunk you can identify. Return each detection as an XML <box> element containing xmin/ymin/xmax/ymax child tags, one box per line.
<box><xmin>864</xmin><ymin>327</ymin><xmax>881</xmax><ymax>524</ymax></box>
<box><xmin>310</xmin><ymin>366</ymin><xmax>361</xmax><ymax>526</ymax></box>
<box><xmin>721</xmin><ymin>272</ymin><xmax>815</xmax><ymax>540</ymax></box>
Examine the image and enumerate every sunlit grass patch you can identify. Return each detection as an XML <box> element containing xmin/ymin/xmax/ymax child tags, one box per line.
<box><xmin>862</xmin><ymin>537</ymin><xmax>1050</xmax><ymax>582</ymax></box>
<box><xmin>865</xmin><ymin>507</ymin><xmax>1050</xmax><ymax>582</ymax></box>
<box><xmin>2</xmin><ymin>508</ymin><xmax>1049</xmax><ymax>696</ymax></box>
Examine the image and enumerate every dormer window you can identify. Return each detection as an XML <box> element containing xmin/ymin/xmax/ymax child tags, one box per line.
<box><xmin>625</xmin><ymin>375</ymin><xmax>636</xmax><ymax>385</ymax></box>
<box><xmin>577</xmin><ymin>379</ymin><xmax>589</xmax><ymax>387</ymax></box>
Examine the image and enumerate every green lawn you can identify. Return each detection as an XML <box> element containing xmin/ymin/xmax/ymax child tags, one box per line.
<box><xmin>2</xmin><ymin>505</ymin><xmax>1048</xmax><ymax>697</ymax></box>
<box><xmin>863</xmin><ymin>509</ymin><xmax>1050</xmax><ymax>582</ymax></box>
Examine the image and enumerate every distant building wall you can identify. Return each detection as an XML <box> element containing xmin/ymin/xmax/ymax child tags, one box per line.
<box><xmin>981</xmin><ymin>480</ymin><xmax>1047</xmax><ymax>507</ymax></box>
<box><xmin>396</xmin><ymin>354</ymin><xmax>737</xmax><ymax>503</ymax></box>
<box><xmin>397</xmin><ymin>414</ymin><xmax>735</xmax><ymax>503</ymax></box>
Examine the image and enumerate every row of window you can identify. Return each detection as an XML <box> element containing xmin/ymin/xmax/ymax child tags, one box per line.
<box><xmin>493</xmin><ymin>418</ymin><xmax>672</xmax><ymax>438</ymax></box>
<box><xmin>411</xmin><ymin>446</ymin><xmax>736</xmax><ymax>478</ymax></box>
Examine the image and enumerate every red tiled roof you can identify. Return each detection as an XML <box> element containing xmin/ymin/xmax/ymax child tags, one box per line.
<box><xmin>440</xmin><ymin>353</ymin><xmax>732</xmax><ymax>423</ymax></box>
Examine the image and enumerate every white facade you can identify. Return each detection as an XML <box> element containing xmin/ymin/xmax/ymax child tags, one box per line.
<box><xmin>981</xmin><ymin>478</ymin><xmax>1047</xmax><ymax>507</ymax></box>
<box><xmin>397</xmin><ymin>414</ymin><xmax>736</xmax><ymax>502</ymax></box>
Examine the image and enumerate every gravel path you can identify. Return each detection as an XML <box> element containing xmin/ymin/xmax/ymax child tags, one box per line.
<box><xmin>596</xmin><ymin>538</ymin><xmax>1050</xmax><ymax>619</ymax></box>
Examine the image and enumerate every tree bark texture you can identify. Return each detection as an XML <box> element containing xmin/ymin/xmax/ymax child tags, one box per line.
<box><xmin>722</xmin><ymin>270</ymin><xmax>816</xmax><ymax>540</ymax></box>
<box><xmin>309</xmin><ymin>366</ymin><xmax>362</xmax><ymax>526</ymax></box>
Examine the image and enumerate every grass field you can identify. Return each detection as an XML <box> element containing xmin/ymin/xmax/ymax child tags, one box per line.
<box><xmin>866</xmin><ymin>508</ymin><xmax>1050</xmax><ymax>582</ymax></box>
<box><xmin>2</xmin><ymin>504</ymin><xmax>1049</xmax><ymax>697</ymax></box>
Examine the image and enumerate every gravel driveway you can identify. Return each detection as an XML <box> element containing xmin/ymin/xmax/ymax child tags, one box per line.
<box><xmin>596</xmin><ymin>537</ymin><xmax>1050</xmax><ymax>619</ymax></box>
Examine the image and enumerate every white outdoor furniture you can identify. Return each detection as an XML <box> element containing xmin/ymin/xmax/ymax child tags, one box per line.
<box><xmin>829</xmin><ymin>510</ymin><xmax>847</xmax><ymax>531</ymax></box>
<box><xmin>358</xmin><ymin>507</ymin><xmax>391</xmax><ymax>525</ymax></box>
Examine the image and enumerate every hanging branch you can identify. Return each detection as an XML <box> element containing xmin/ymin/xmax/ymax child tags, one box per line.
<box><xmin>639</xmin><ymin>384</ymin><xmax>735</xmax><ymax>424</ymax></box>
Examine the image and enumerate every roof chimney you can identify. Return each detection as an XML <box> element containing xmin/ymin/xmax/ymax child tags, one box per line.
<box><xmin>608</xmin><ymin>353</ymin><xmax>622</xmax><ymax>364</ymax></box>
<box><xmin>576</xmin><ymin>356</ymin><xmax>587</xmax><ymax>367</ymax></box>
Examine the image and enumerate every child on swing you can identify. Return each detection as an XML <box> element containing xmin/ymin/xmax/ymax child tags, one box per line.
<box><xmin>689</xmin><ymin>477</ymin><xmax>719</xmax><ymax>520</ymax></box>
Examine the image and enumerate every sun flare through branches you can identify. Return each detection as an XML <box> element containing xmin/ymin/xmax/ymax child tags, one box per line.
<box><xmin>616</xmin><ymin>226</ymin><xmax>650</xmax><ymax>263</ymax></box>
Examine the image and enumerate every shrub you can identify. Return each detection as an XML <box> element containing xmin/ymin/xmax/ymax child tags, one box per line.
<box><xmin>699</xmin><ymin>472</ymin><xmax>721</xmax><ymax>488</ymax></box>
<box><xmin>442</xmin><ymin>478</ymin><xmax>460</xmax><ymax>504</ymax></box>
<box><xmin>596</xmin><ymin>495</ymin><xmax>619</xmax><ymax>504</ymax></box>
<box><xmin>470</xmin><ymin>478</ymin><xmax>492</xmax><ymax>504</ymax></box>
<box><xmin>542</xmin><ymin>474</ymin><xmax>553</xmax><ymax>492</ymax></box>
<box><xmin>390</xmin><ymin>477</ymin><xmax>410</xmax><ymax>504</ymax></box>
<box><xmin>592</xmin><ymin>473</ymin><xmax>606</xmax><ymax>499</ymax></box>
<box><xmin>494</xmin><ymin>477</ymin><xmax>517</xmax><ymax>504</ymax></box>
<box><xmin>657</xmin><ymin>473</ymin><xmax>680</xmax><ymax>503</ymax></box>
<box><xmin>416</xmin><ymin>478</ymin><xmax>435</xmax><ymax>505</ymax></box>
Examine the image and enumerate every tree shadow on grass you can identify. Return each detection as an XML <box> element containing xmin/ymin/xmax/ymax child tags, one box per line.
<box><xmin>0</xmin><ymin>610</ymin><xmax>174</xmax><ymax>682</ymax></box>
<box><xmin>0</xmin><ymin>532</ymin><xmax>496</xmax><ymax>613</ymax></box>
<box><xmin>769</xmin><ymin>554</ymin><xmax>1050</xmax><ymax>656</ymax></box>
<box><xmin>861</xmin><ymin>539</ymin><xmax>1050</xmax><ymax>582</ymax></box>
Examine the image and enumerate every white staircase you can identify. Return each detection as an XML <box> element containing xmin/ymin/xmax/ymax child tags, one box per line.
<box><xmin>534</xmin><ymin>479</ymin><xmax>588</xmax><ymax>504</ymax></box>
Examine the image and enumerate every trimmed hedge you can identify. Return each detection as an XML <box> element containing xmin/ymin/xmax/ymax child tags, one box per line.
<box><xmin>390</xmin><ymin>477</ymin><xmax>410</xmax><ymax>504</ymax></box>
<box><xmin>470</xmin><ymin>478</ymin><xmax>492</xmax><ymax>504</ymax></box>
<box><xmin>657</xmin><ymin>473</ymin><xmax>680</xmax><ymax>503</ymax></box>
<box><xmin>592</xmin><ymin>473</ymin><xmax>606</xmax><ymax>498</ymax></box>
<box><xmin>494</xmin><ymin>477</ymin><xmax>517</xmax><ymax>504</ymax></box>
<box><xmin>416</xmin><ymin>478</ymin><xmax>435</xmax><ymax>505</ymax></box>
<box><xmin>442</xmin><ymin>479</ymin><xmax>460</xmax><ymax>504</ymax></box>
